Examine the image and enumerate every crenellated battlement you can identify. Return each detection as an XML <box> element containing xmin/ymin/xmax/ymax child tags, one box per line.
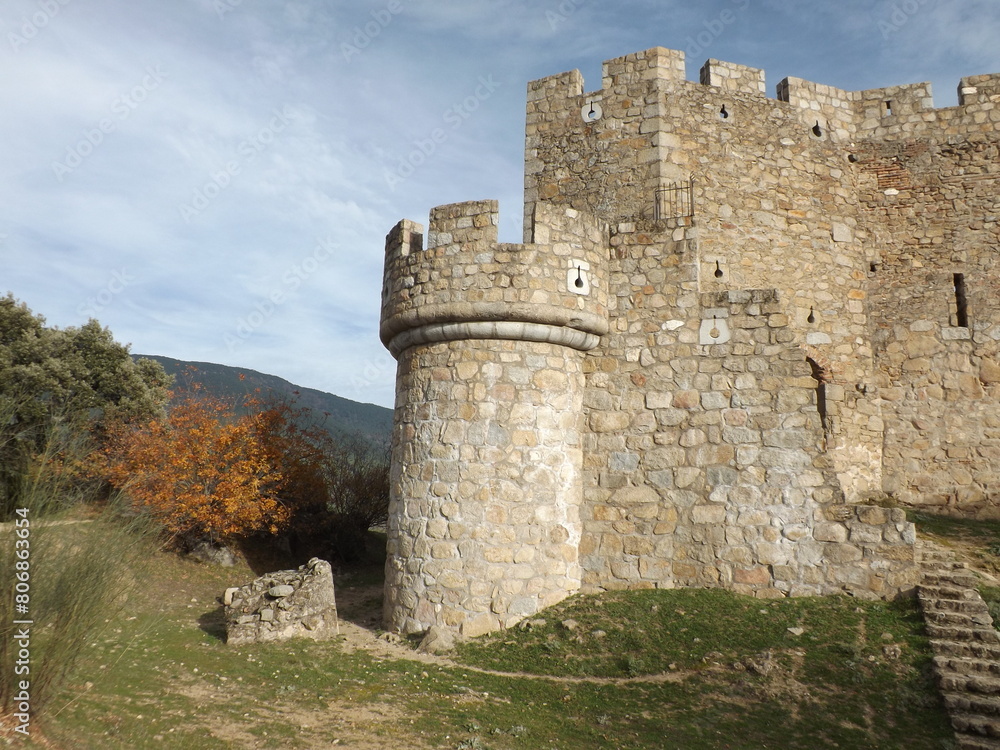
<box><xmin>959</xmin><ymin>72</ymin><xmax>1000</xmax><ymax>106</ymax></box>
<box><xmin>600</xmin><ymin>47</ymin><xmax>686</xmax><ymax>91</ymax></box>
<box><xmin>699</xmin><ymin>58</ymin><xmax>765</xmax><ymax>96</ymax></box>
<box><xmin>526</xmin><ymin>48</ymin><xmax>686</xmax><ymax>106</ymax></box>
<box><xmin>380</xmin><ymin>201</ymin><xmax>610</xmax><ymax>358</ymax></box>
<box><xmin>525</xmin><ymin>46</ymin><xmax>999</xmax><ymax>146</ymax></box>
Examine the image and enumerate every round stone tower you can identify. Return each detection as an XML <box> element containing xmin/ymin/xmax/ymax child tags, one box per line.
<box><xmin>380</xmin><ymin>199</ymin><xmax>608</xmax><ymax>637</ymax></box>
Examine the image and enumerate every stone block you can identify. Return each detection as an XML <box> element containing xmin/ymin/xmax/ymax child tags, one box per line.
<box><xmin>225</xmin><ymin>559</ymin><xmax>339</xmax><ymax>646</ymax></box>
<box><xmin>782</xmin><ymin>524</ymin><xmax>809</xmax><ymax>542</ymax></box>
<box><xmin>672</xmin><ymin>390</ymin><xmax>702</xmax><ymax>409</ymax></box>
<box><xmin>610</xmin><ymin>486</ymin><xmax>660</xmax><ymax>506</ymax></box>
<box><xmin>855</xmin><ymin>506</ymin><xmax>888</xmax><ymax>525</ymax></box>
<box><xmin>757</xmin><ymin>543</ymin><xmax>790</xmax><ymax>565</ymax></box>
<box><xmin>733</xmin><ymin>566</ymin><xmax>772</xmax><ymax>585</ymax></box>
<box><xmin>823</xmin><ymin>543</ymin><xmax>863</xmax><ymax>563</ymax></box>
<box><xmin>461</xmin><ymin>614</ymin><xmax>499</xmax><ymax>639</ymax></box>
<box><xmin>623</xmin><ymin>537</ymin><xmax>654</xmax><ymax>556</ymax></box>
<box><xmin>721</xmin><ymin>546</ymin><xmax>753</xmax><ymax>565</ymax></box>
<box><xmin>706</xmin><ymin>465</ymin><xmax>739</xmax><ymax>486</ymax></box>
<box><xmin>484</xmin><ymin>547</ymin><xmax>514</xmax><ymax>563</ymax></box>
<box><xmin>832</xmin><ymin>222</ymin><xmax>853</xmax><ymax>242</ymax></box>
<box><xmin>591</xmin><ymin>411</ymin><xmax>631</xmax><ymax>432</ymax></box>
<box><xmin>690</xmin><ymin>444</ymin><xmax>736</xmax><ymax>466</ymax></box>
<box><xmin>701</xmin><ymin>391</ymin><xmax>730</xmax><ymax>410</ymax></box>
<box><xmin>980</xmin><ymin>358</ymin><xmax>1000</xmax><ymax>384</ymax></box>
<box><xmin>848</xmin><ymin>526</ymin><xmax>883</xmax><ymax>544</ymax></box>
<box><xmin>431</xmin><ymin>543</ymin><xmax>457</xmax><ymax>559</ymax></box>
<box><xmin>692</xmin><ymin>505</ymin><xmax>726</xmax><ymax>524</ymax></box>
<box><xmin>646</xmin><ymin>392</ymin><xmax>673</xmax><ymax>409</ymax></box>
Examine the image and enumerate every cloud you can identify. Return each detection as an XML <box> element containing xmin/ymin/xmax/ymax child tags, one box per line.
<box><xmin>2</xmin><ymin>0</ymin><xmax>994</xmax><ymax>408</ymax></box>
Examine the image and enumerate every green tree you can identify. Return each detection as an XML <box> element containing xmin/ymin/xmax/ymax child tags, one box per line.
<box><xmin>0</xmin><ymin>294</ymin><xmax>171</xmax><ymax>517</ymax></box>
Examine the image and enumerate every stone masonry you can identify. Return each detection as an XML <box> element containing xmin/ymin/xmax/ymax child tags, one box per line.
<box><xmin>380</xmin><ymin>48</ymin><xmax>999</xmax><ymax>637</ymax></box>
<box><xmin>224</xmin><ymin>558</ymin><xmax>339</xmax><ymax>646</ymax></box>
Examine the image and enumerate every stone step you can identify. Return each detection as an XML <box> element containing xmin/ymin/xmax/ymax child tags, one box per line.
<box><xmin>945</xmin><ymin>693</ymin><xmax>1000</xmax><ymax>719</ymax></box>
<box><xmin>941</xmin><ymin>673</ymin><xmax>1000</xmax><ymax>696</ymax></box>
<box><xmin>924</xmin><ymin>598</ymin><xmax>993</xmax><ymax>616</ymax></box>
<box><xmin>922</xmin><ymin>560</ymin><xmax>971</xmax><ymax>572</ymax></box>
<box><xmin>920</xmin><ymin>568</ymin><xmax>977</xmax><ymax>579</ymax></box>
<box><xmin>919</xmin><ymin>550</ymin><xmax>959</xmax><ymax>561</ymax></box>
<box><xmin>936</xmin><ymin>655</ymin><xmax>1000</xmax><ymax>678</ymax></box>
<box><xmin>916</xmin><ymin>542</ymin><xmax>954</xmax><ymax>557</ymax></box>
<box><xmin>922</xmin><ymin>584</ymin><xmax>986</xmax><ymax>602</ymax></box>
<box><xmin>927</xmin><ymin>624</ymin><xmax>1000</xmax><ymax>643</ymax></box>
<box><xmin>951</xmin><ymin>711</ymin><xmax>1000</xmax><ymax>738</ymax></box>
<box><xmin>924</xmin><ymin>578</ymin><xmax>985</xmax><ymax>592</ymax></box>
<box><xmin>957</xmin><ymin>735</ymin><xmax>1000</xmax><ymax>750</ymax></box>
<box><xmin>925</xmin><ymin>609</ymin><xmax>996</xmax><ymax>629</ymax></box>
<box><xmin>932</xmin><ymin>640</ymin><xmax>1000</xmax><ymax>661</ymax></box>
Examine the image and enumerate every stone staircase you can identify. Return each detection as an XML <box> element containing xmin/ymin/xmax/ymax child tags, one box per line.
<box><xmin>918</xmin><ymin>542</ymin><xmax>1000</xmax><ymax>749</ymax></box>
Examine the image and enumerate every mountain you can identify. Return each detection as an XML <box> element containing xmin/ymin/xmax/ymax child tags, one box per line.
<box><xmin>134</xmin><ymin>355</ymin><xmax>393</xmax><ymax>450</ymax></box>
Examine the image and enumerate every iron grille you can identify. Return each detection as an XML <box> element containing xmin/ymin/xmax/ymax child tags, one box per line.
<box><xmin>654</xmin><ymin>178</ymin><xmax>695</xmax><ymax>223</ymax></box>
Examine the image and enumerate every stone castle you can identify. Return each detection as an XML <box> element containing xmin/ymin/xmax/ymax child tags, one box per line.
<box><xmin>379</xmin><ymin>48</ymin><xmax>1000</xmax><ymax>637</ymax></box>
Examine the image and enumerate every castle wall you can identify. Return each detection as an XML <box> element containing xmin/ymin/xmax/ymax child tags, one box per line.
<box><xmin>524</xmin><ymin>48</ymin><xmax>685</xmax><ymax>232</ymax></box>
<box><xmin>524</xmin><ymin>47</ymin><xmax>1000</xmax><ymax>513</ymax></box>
<box><xmin>526</xmin><ymin>48</ymin><xmax>883</xmax><ymax>501</ymax></box>
<box><xmin>667</xmin><ymin>64</ymin><xmax>882</xmax><ymax>501</ymax></box>
<box><xmin>857</xmin><ymin>129</ymin><xmax>1000</xmax><ymax>515</ymax></box>
<box><xmin>579</xmin><ymin>220</ymin><xmax>916</xmax><ymax>597</ymax></box>
<box><xmin>377</xmin><ymin>47</ymin><xmax>1000</xmax><ymax>636</ymax></box>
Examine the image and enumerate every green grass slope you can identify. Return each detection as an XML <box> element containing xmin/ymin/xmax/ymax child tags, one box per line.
<box><xmin>12</xmin><ymin>527</ymin><xmax>956</xmax><ymax>750</ymax></box>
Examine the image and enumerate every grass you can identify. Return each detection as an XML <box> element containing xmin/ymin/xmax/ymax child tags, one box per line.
<box><xmin>0</xmin><ymin>525</ymin><xmax>956</xmax><ymax>750</ymax></box>
<box><xmin>457</xmin><ymin>589</ymin><xmax>949</xmax><ymax>749</ymax></box>
<box><xmin>0</xmin><ymin>418</ymin><xmax>160</xmax><ymax>722</ymax></box>
<box><xmin>907</xmin><ymin>510</ymin><xmax>1000</xmax><ymax>548</ymax></box>
<box><xmin>982</xmin><ymin>586</ymin><xmax>1000</xmax><ymax>626</ymax></box>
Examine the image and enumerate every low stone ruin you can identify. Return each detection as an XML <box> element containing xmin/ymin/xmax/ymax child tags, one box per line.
<box><xmin>224</xmin><ymin>558</ymin><xmax>339</xmax><ymax>646</ymax></box>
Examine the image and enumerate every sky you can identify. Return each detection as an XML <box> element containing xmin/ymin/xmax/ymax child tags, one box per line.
<box><xmin>2</xmin><ymin>0</ymin><xmax>998</xmax><ymax>409</ymax></box>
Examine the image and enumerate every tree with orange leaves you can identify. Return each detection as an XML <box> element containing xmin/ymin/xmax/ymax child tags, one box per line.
<box><xmin>101</xmin><ymin>388</ymin><xmax>288</xmax><ymax>547</ymax></box>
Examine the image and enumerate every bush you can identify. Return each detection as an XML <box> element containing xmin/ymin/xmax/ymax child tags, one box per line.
<box><xmin>0</xmin><ymin>402</ymin><xmax>157</xmax><ymax>723</ymax></box>
<box><xmin>248</xmin><ymin>396</ymin><xmax>390</xmax><ymax>563</ymax></box>
<box><xmin>100</xmin><ymin>389</ymin><xmax>288</xmax><ymax>549</ymax></box>
<box><xmin>99</xmin><ymin>390</ymin><xmax>389</xmax><ymax>564</ymax></box>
